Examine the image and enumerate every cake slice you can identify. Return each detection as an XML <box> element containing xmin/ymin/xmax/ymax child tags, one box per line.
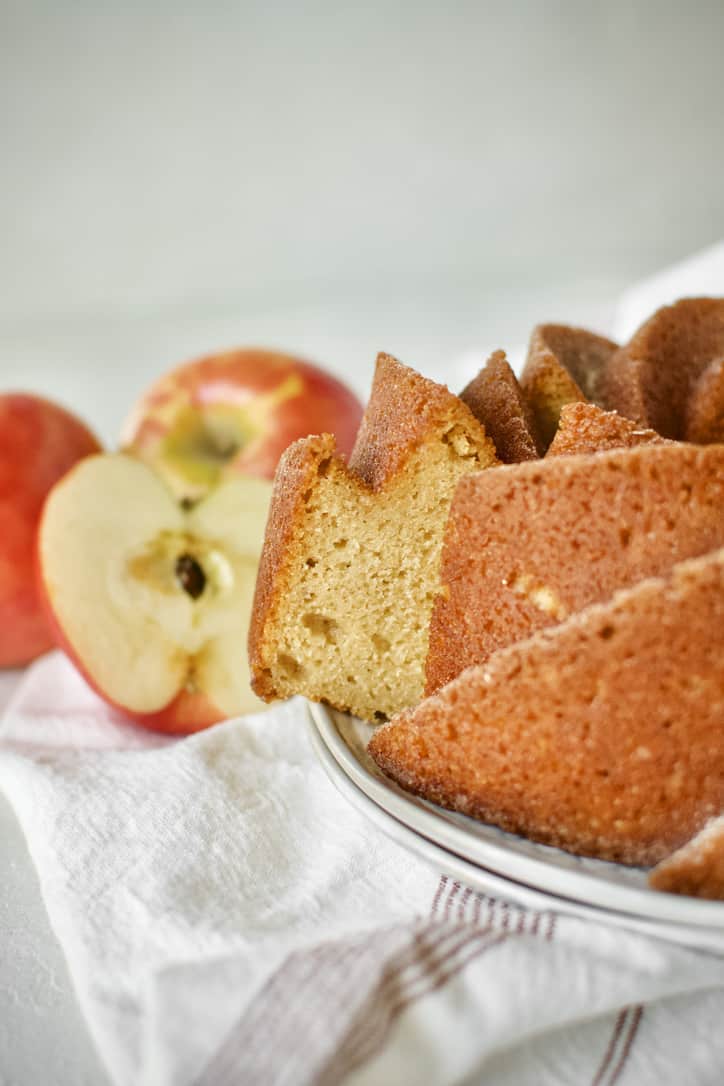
<box><xmin>648</xmin><ymin>816</ymin><xmax>724</xmax><ymax>899</ymax></box>
<box><xmin>426</xmin><ymin>442</ymin><xmax>724</xmax><ymax>694</ymax></box>
<box><xmin>248</xmin><ymin>353</ymin><xmax>498</xmax><ymax>721</ymax></box>
<box><xmin>370</xmin><ymin>549</ymin><xmax>724</xmax><ymax>866</ymax></box>
<box><xmin>520</xmin><ymin>324</ymin><xmax>619</xmax><ymax>448</ymax></box>
<box><xmin>546</xmin><ymin>402</ymin><xmax>668</xmax><ymax>457</ymax></box>
<box><xmin>460</xmin><ymin>350</ymin><xmax>541</xmax><ymax>462</ymax></box>
<box><xmin>686</xmin><ymin>357</ymin><xmax>724</xmax><ymax>444</ymax></box>
<box><xmin>602</xmin><ymin>297</ymin><xmax>724</xmax><ymax>440</ymax></box>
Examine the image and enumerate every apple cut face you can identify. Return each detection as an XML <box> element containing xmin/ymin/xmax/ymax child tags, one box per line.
<box><xmin>38</xmin><ymin>454</ymin><xmax>272</xmax><ymax>731</ymax></box>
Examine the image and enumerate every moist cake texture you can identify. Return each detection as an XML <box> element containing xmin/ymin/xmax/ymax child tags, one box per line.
<box><xmin>248</xmin><ymin>354</ymin><xmax>498</xmax><ymax>721</ymax></box>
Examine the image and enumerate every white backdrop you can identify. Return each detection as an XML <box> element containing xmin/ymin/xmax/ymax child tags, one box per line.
<box><xmin>2</xmin><ymin>1</ymin><xmax>724</xmax><ymax>442</ymax></box>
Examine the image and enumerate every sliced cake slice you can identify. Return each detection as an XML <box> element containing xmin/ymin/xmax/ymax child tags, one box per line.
<box><xmin>426</xmin><ymin>442</ymin><xmax>724</xmax><ymax>694</ymax></box>
<box><xmin>370</xmin><ymin>549</ymin><xmax>724</xmax><ymax>866</ymax></box>
<box><xmin>520</xmin><ymin>324</ymin><xmax>619</xmax><ymax>449</ymax></box>
<box><xmin>249</xmin><ymin>353</ymin><xmax>498</xmax><ymax>721</ymax></box>
<box><xmin>460</xmin><ymin>350</ymin><xmax>542</xmax><ymax>462</ymax></box>
<box><xmin>685</xmin><ymin>356</ymin><xmax>724</xmax><ymax>444</ymax></box>
<box><xmin>601</xmin><ymin>297</ymin><xmax>724</xmax><ymax>440</ymax></box>
<box><xmin>546</xmin><ymin>401</ymin><xmax>669</xmax><ymax>457</ymax></box>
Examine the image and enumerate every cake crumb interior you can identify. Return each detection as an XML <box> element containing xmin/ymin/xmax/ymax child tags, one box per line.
<box><xmin>265</xmin><ymin>427</ymin><xmax>487</xmax><ymax>720</ymax></box>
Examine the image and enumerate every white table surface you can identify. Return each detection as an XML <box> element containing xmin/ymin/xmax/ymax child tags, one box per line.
<box><xmin>0</xmin><ymin>282</ymin><xmax>627</xmax><ymax>1085</ymax></box>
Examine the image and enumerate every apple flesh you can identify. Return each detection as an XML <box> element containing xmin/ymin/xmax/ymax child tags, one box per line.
<box><xmin>121</xmin><ymin>347</ymin><xmax>363</xmax><ymax>502</ymax></box>
<box><xmin>0</xmin><ymin>393</ymin><xmax>101</xmax><ymax>667</ymax></box>
<box><xmin>38</xmin><ymin>453</ymin><xmax>272</xmax><ymax>734</ymax></box>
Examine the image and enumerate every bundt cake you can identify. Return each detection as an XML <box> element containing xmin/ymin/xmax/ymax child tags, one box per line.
<box><xmin>425</xmin><ymin>442</ymin><xmax>724</xmax><ymax>695</ymax></box>
<box><xmin>520</xmin><ymin>324</ymin><xmax>619</xmax><ymax>448</ymax></box>
<box><xmin>460</xmin><ymin>350</ymin><xmax>541</xmax><ymax>462</ymax></box>
<box><xmin>248</xmin><ymin>353</ymin><xmax>498</xmax><ymax>722</ymax></box>
<box><xmin>545</xmin><ymin>402</ymin><xmax>668</xmax><ymax>457</ymax></box>
<box><xmin>369</xmin><ymin>549</ymin><xmax>724</xmax><ymax>866</ymax></box>
<box><xmin>648</xmin><ymin>816</ymin><xmax>724</xmax><ymax>899</ymax></box>
<box><xmin>602</xmin><ymin>297</ymin><xmax>724</xmax><ymax>441</ymax></box>
<box><xmin>248</xmin><ymin>298</ymin><xmax>724</xmax><ymax>879</ymax></box>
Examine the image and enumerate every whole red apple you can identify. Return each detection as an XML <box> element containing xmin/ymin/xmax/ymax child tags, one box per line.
<box><xmin>121</xmin><ymin>347</ymin><xmax>363</xmax><ymax>502</ymax></box>
<box><xmin>0</xmin><ymin>393</ymin><xmax>101</xmax><ymax>668</ymax></box>
<box><xmin>38</xmin><ymin>453</ymin><xmax>272</xmax><ymax>734</ymax></box>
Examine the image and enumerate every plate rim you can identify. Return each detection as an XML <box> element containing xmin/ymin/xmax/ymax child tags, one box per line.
<box><xmin>308</xmin><ymin>701</ymin><xmax>724</xmax><ymax>931</ymax></box>
<box><xmin>306</xmin><ymin>707</ymin><xmax>724</xmax><ymax>953</ymax></box>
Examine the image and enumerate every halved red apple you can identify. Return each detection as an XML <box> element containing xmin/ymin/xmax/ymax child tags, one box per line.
<box><xmin>38</xmin><ymin>453</ymin><xmax>272</xmax><ymax>734</ymax></box>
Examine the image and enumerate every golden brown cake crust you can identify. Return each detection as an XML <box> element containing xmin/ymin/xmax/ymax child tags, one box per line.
<box><xmin>425</xmin><ymin>442</ymin><xmax>724</xmax><ymax>695</ymax></box>
<box><xmin>520</xmin><ymin>324</ymin><xmax>619</xmax><ymax>449</ymax></box>
<box><xmin>248</xmin><ymin>432</ymin><xmax>341</xmax><ymax>699</ymax></box>
<box><xmin>348</xmin><ymin>353</ymin><xmax>497</xmax><ymax>489</ymax></box>
<box><xmin>370</xmin><ymin>550</ymin><xmax>724</xmax><ymax>866</ymax></box>
<box><xmin>686</xmin><ymin>357</ymin><xmax>724</xmax><ymax>444</ymax></box>
<box><xmin>602</xmin><ymin>297</ymin><xmax>724</xmax><ymax>440</ymax></box>
<box><xmin>648</xmin><ymin>817</ymin><xmax>724</xmax><ymax>899</ymax></box>
<box><xmin>460</xmin><ymin>350</ymin><xmax>542</xmax><ymax>462</ymax></box>
<box><xmin>546</xmin><ymin>402</ymin><xmax>669</xmax><ymax>457</ymax></box>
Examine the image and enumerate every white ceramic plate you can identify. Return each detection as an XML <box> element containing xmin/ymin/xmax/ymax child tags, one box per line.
<box><xmin>307</xmin><ymin>703</ymin><xmax>724</xmax><ymax>949</ymax></box>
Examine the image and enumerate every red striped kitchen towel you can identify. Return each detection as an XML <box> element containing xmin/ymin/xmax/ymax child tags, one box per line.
<box><xmin>2</xmin><ymin>652</ymin><xmax>724</xmax><ymax>1086</ymax></box>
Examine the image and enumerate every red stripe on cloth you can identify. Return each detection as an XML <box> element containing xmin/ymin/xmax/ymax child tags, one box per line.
<box><xmin>197</xmin><ymin>927</ymin><xmax>404</xmax><ymax>1086</ymax></box>
<box><xmin>431</xmin><ymin>875</ymin><xmax>448</xmax><ymax>916</ymax></box>
<box><xmin>591</xmin><ymin>1008</ymin><xmax>630</xmax><ymax>1086</ymax></box>
<box><xmin>608</xmin><ymin>1005</ymin><xmax>644</xmax><ymax>1086</ymax></box>
<box><xmin>198</xmin><ymin>871</ymin><xmax>560</xmax><ymax>1086</ymax></box>
<box><xmin>545</xmin><ymin>912</ymin><xmax>557</xmax><ymax>941</ymax></box>
<box><xmin>444</xmin><ymin>880</ymin><xmax>462</xmax><ymax>919</ymax></box>
<box><xmin>458</xmin><ymin>884</ymin><xmax>474</xmax><ymax>921</ymax></box>
<box><xmin>321</xmin><ymin>929</ymin><xmax>511</xmax><ymax>1084</ymax></box>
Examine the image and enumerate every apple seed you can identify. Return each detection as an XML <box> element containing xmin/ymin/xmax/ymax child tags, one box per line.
<box><xmin>175</xmin><ymin>554</ymin><xmax>206</xmax><ymax>599</ymax></box>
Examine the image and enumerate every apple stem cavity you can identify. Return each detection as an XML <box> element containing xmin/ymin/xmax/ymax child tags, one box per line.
<box><xmin>175</xmin><ymin>554</ymin><xmax>207</xmax><ymax>600</ymax></box>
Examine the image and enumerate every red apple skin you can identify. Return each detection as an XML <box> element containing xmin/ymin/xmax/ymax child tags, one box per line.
<box><xmin>121</xmin><ymin>348</ymin><xmax>363</xmax><ymax>495</ymax></box>
<box><xmin>37</xmin><ymin>570</ymin><xmax>225</xmax><ymax>735</ymax></box>
<box><xmin>131</xmin><ymin>690</ymin><xmax>224</xmax><ymax>735</ymax></box>
<box><xmin>0</xmin><ymin>394</ymin><xmax>101</xmax><ymax>668</ymax></box>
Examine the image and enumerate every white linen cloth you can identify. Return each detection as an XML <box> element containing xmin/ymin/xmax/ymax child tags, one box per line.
<box><xmin>3</xmin><ymin>243</ymin><xmax>724</xmax><ymax>1085</ymax></box>
<box><xmin>2</xmin><ymin>653</ymin><xmax>724</xmax><ymax>1086</ymax></box>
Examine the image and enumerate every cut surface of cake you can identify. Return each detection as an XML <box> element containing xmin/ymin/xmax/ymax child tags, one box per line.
<box><xmin>426</xmin><ymin>442</ymin><xmax>724</xmax><ymax>695</ymax></box>
<box><xmin>249</xmin><ymin>353</ymin><xmax>498</xmax><ymax>721</ymax></box>
<box><xmin>460</xmin><ymin>350</ymin><xmax>541</xmax><ymax>462</ymax></box>
<box><xmin>546</xmin><ymin>402</ymin><xmax>669</xmax><ymax>457</ymax></box>
<box><xmin>520</xmin><ymin>324</ymin><xmax>619</xmax><ymax>449</ymax></box>
<box><xmin>648</xmin><ymin>816</ymin><xmax>724</xmax><ymax>899</ymax></box>
<box><xmin>370</xmin><ymin>549</ymin><xmax>724</xmax><ymax>866</ymax></box>
<box><xmin>602</xmin><ymin>297</ymin><xmax>724</xmax><ymax>440</ymax></box>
